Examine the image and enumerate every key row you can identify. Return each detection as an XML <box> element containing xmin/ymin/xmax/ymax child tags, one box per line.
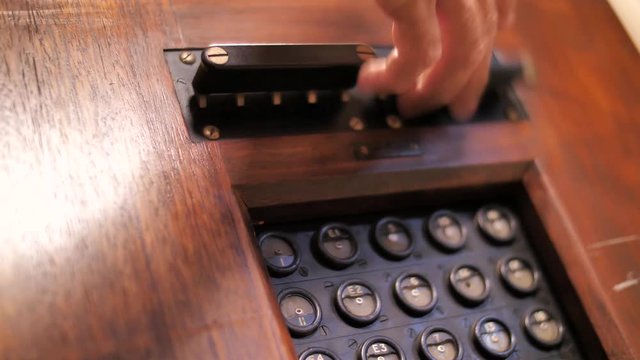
<box><xmin>298</xmin><ymin>311</ymin><xmax>564</xmax><ymax>360</ymax></box>
<box><xmin>279</xmin><ymin>260</ymin><xmax>539</xmax><ymax>337</ymax></box>
<box><xmin>260</xmin><ymin>204</ymin><xmax>519</xmax><ymax>276</ymax></box>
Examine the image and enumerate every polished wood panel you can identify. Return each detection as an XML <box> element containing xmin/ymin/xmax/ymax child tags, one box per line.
<box><xmin>514</xmin><ymin>3</ymin><xmax>640</xmax><ymax>357</ymax></box>
<box><xmin>0</xmin><ymin>1</ymin><xmax>293</xmax><ymax>359</ymax></box>
<box><xmin>1</xmin><ymin>0</ymin><xmax>639</xmax><ymax>359</ymax></box>
<box><xmin>222</xmin><ymin>121</ymin><xmax>533</xmax><ymax>207</ymax></box>
<box><xmin>175</xmin><ymin>0</ymin><xmax>640</xmax><ymax>358</ymax></box>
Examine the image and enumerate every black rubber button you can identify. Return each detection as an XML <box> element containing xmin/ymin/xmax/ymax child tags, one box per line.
<box><xmin>449</xmin><ymin>265</ymin><xmax>490</xmax><ymax>306</ymax></box>
<box><xmin>335</xmin><ymin>280</ymin><xmax>381</xmax><ymax>327</ymax></box>
<box><xmin>372</xmin><ymin>217</ymin><xmax>414</xmax><ymax>260</ymax></box>
<box><xmin>523</xmin><ymin>308</ymin><xmax>564</xmax><ymax>349</ymax></box>
<box><xmin>358</xmin><ymin>336</ymin><xmax>406</xmax><ymax>360</ymax></box>
<box><xmin>473</xmin><ymin>317</ymin><xmax>516</xmax><ymax>359</ymax></box>
<box><xmin>418</xmin><ymin>327</ymin><xmax>463</xmax><ymax>360</ymax></box>
<box><xmin>314</xmin><ymin>223</ymin><xmax>359</xmax><ymax>269</ymax></box>
<box><xmin>278</xmin><ymin>288</ymin><xmax>322</xmax><ymax>337</ymax></box>
<box><xmin>394</xmin><ymin>273</ymin><xmax>437</xmax><ymax>316</ymax></box>
<box><xmin>259</xmin><ymin>232</ymin><xmax>300</xmax><ymax>277</ymax></box>
<box><xmin>476</xmin><ymin>205</ymin><xmax>518</xmax><ymax>244</ymax></box>
<box><xmin>298</xmin><ymin>347</ymin><xmax>339</xmax><ymax>360</ymax></box>
<box><xmin>426</xmin><ymin>210</ymin><xmax>467</xmax><ymax>252</ymax></box>
<box><xmin>498</xmin><ymin>257</ymin><xmax>539</xmax><ymax>295</ymax></box>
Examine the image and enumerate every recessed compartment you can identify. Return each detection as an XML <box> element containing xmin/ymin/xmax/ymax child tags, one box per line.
<box><xmin>251</xmin><ymin>184</ymin><xmax>603</xmax><ymax>360</ymax></box>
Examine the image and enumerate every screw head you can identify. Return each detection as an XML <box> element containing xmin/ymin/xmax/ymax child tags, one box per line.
<box><xmin>356</xmin><ymin>44</ymin><xmax>376</xmax><ymax>61</ymax></box>
<box><xmin>349</xmin><ymin>117</ymin><xmax>365</xmax><ymax>131</ymax></box>
<box><xmin>179</xmin><ymin>51</ymin><xmax>196</xmax><ymax>65</ymax></box>
<box><xmin>202</xmin><ymin>125</ymin><xmax>220</xmax><ymax>140</ymax></box>
<box><xmin>204</xmin><ymin>46</ymin><xmax>229</xmax><ymax>65</ymax></box>
<box><xmin>386</xmin><ymin>114</ymin><xmax>403</xmax><ymax>129</ymax></box>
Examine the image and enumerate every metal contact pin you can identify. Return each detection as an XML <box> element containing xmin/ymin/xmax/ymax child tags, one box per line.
<box><xmin>307</xmin><ymin>90</ymin><xmax>318</xmax><ymax>104</ymax></box>
<box><xmin>198</xmin><ymin>95</ymin><xmax>207</xmax><ymax>108</ymax></box>
<box><xmin>236</xmin><ymin>93</ymin><xmax>245</xmax><ymax>107</ymax></box>
<box><xmin>341</xmin><ymin>90</ymin><xmax>351</xmax><ymax>103</ymax></box>
<box><xmin>272</xmin><ymin>92</ymin><xmax>282</xmax><ymax>105</ymax></box>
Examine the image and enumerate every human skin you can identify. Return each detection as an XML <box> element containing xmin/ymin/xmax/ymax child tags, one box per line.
<box><xmin>358</xmin><ymin>0</ymin><xmax>516</xmax><ymax>120</ymax></box>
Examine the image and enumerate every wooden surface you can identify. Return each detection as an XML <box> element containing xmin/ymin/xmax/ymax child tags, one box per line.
<box><xmin>1</xmin><ymin>0</ymin><xmax>639</xmax><ymax>359</ymax></box>
<box><xmin>0</xmin><ymin>1</ymin><xmax>293</xmax><ymax>359</ymax></box>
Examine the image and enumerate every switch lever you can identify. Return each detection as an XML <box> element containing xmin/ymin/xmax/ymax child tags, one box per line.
<box><xmin>192</xmin><ymin>44</ymin><xmax>375</xmax><ymax>95</ymax></box>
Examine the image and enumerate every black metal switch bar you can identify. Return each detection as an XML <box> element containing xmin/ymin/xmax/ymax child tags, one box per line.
<box><xmin>192</xmin><ymin>44</ymin><xmax>375</xmax><ymax>94</ymax></box>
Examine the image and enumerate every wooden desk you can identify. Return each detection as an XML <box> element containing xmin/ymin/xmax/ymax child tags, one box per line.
<box><xmin>1</xmin><ymin>0</ymin><xmax>638</xmax><ymax>358</ymax></box>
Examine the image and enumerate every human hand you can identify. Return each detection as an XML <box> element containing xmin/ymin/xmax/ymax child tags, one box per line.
<box><xmin>358</xmin><ymin>0</ymin><xmax>516</xmax><ymax>120</ymax></box>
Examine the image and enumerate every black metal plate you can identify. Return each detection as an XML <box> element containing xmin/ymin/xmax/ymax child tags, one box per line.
<box><xmin>164</xmin><ymin>47</ymin><xmax>528</xmax><ymax>142</ymax></box>
<box><xmin>256</xmin><ymin>204</ymin><xmax>582</xmax><ymax>360</ymax></box>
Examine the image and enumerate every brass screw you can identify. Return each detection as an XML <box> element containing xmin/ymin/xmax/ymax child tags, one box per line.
<box><xmin>356</xmin><ymin>44</ymin><xmax>376</xmax><ymax>61</ymax></box>
<box><xmin>202</xmin><ymin>125</ymin><xmax>220</xmax><ymax>140</ymax></box>
<box><xmin>386</xmin><ymin>114</ymin><xmax>403</xmax><ymax>129</ymax></box>
<box><xmin>204</xmin><ymin>46</ymin><xmax>229</xmax><ymax>65</ymax></box>
<box><xmin>349</xmin><ymin>117</ymin><xmax>365</xmax><ymax>131</ymax></box>
<box><xmin>179</xmin><ymin>51</ymin><xmax>196</xmax><ymax>65</ymax></box>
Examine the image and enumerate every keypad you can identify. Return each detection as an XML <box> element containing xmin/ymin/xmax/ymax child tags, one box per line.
<box><xmin>257</xmin><ymin>205</ymin><xmax>582</xmax><ymax>359</ymax></box>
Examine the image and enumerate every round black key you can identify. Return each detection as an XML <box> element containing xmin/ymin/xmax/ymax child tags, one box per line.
<box><xmin>372</xmin><ymin>218</ymin><xmax>414</xmax><ymax>260</ymax></box>
<box><xmin>298</xmin><ymin>347</ymin><xmax>339</xmax><ymax>360</ymax></box>
<box><xmin>359</xmin><ymin>336</ymin><xmax>405</xmax><ymax>360</ymax></box>
<box><xmin>473</xmin><ymin>317</ymin><xmax>516</xmax><ymax>358</ymax></box>
<box><xmin>524</xmin><ymin>309</ymin><xmax>564</xmax><ymax>349</ymax></box>
<box><xmin>426</xmin><ymin>210</ymin><xmax>467</xmax><ymax>252</ymax></box>
<box><xmin>419</xmin><ymin>327</ymin><xmax>463</xmax><ymax>360</ymax></box>
<box><xmin>449</xmin><ymin>265</ymin><xmax>490</xmax><ymax>305</ymax></box>
<box><xmin>259</xmin><ymin>233</ymin><xmax>300</xmax><ymax>277</ymax></box>
<box><xmin>394</xmin><ymin>273</ymin><xmax>437</xmax><ymax>316</ymax></box>
<box><xmin>314</xmin><ymin>223</ymin><xmax>359</xmax><ymax>269</ymax></box>
<box><xmin>499</xmin><ymin>257</ymin><xmax>539</xmax><ymax>295</ymax></box>
<box><xmin>335</xmin><ymin>280</ymin><xmax>381</xmax><ymax>327</ymax></box>
<box><xmin>476</xmin><ymin>205</ymin><xmax>518</xmax><ymax>244</ymax></box>
<box><xmin>278</xmin><ymin>288</ymin><xmax>321</xmax><ymax>337</ymax></box>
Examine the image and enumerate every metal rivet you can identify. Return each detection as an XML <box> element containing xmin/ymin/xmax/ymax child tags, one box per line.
<box><xmin>204</xmin><ymin>46</ymin><xmax>229</xmax><ymax>65</ymax></box>
<box><xmin>349</xmin><ymin>117</ymin><xmax>365</xmax><ymax>131</ymax></box>
<box><xmin>356</xmin><ymin>44</ymin><xmax>376</xmax><ymax>61</ymax></box>
<box><xmin>179</xmin><ymin>51</ymin><xmax>196</xmax><ymax>65</ymax></box>
<box><xmin>202</xmin><ymin>125</ymin><xmax>220</xmax><ymax>140</ymax></box>
<box><xmin>386</xmin><ymin>114</ymin><xmax>403</xmax><ymax>129</ymax></box>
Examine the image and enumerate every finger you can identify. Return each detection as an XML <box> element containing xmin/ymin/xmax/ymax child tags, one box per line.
<box><xmin>358</xmin><ymin>0</ymin><xmax>440</xmax><ymax>94</ymax></box>
<box><xmin>496</xmin><ymin>0</ymin><xmax>517</xmax><ymax>29</ymax></box>
<box><xmin>397</xmin><ymin>0</ymin><xmax>497</xmax><ymax>117</ymax></box>
<box><xmin>374</xmin><ymin>0</ymin><xmax>422</xmax><ymax>20</ymax></box>
<box><xmin>448</xmin><ymin>53</ymin><xmax>492</xmax><ymax>121</ymax></box>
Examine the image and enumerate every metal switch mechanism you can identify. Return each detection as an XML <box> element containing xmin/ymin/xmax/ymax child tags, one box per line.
<box><xmin>165</xmin><ymin>43</ymin><xmax>528</xmax><ymax>141</ymax></box>
<box><xmin>192</xmin><ymin>44</ymin><xmax>374</xmax><ymax>95</ymax></box>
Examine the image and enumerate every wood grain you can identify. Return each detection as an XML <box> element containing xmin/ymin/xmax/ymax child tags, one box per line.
<box><xmin>1</xmin><ymin>0</ymin><xmax>639</xmax><ymax>359</ymax></box>
<box><xmin>0</xmin><ymin>1</ymin><xmax>293</xmax><ymax>359</ymax></box>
